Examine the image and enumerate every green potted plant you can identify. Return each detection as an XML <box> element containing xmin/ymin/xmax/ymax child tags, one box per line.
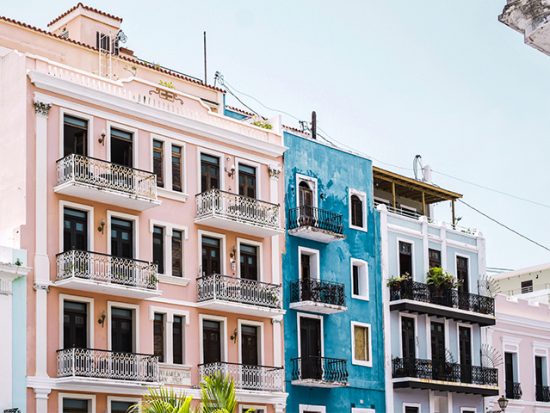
<box><xmin>426</xmin><ymin>267</ymin><xmax>459</xmax><ymax>304</ymax></box>
<box><xmin>386</xmin><ymin>273</ymin><xmax>410</xmax><ymax>289</ymax></box>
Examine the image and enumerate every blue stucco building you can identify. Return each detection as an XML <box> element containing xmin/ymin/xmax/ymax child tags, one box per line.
<box><xmin>281</xmin><ymin>129</ymin><xmax>385</xmax><ymax>413</ymax></box>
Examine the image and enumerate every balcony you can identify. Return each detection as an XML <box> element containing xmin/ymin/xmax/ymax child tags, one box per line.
<box><xmin>389</xmin><ymin>280</ymin><xmax>495</xmax><ymax>326</ymax></box>
<box><xmin>289</xmin><ymin>279</ymin><xmax>346</xmax><ymax>314</ymax></box>
<box><xmin>196</xmin><ymin>274</ymin><xmax>284</xmax><ymax>317</ymax></box>
<box><xmin>198</xmin><ymin>362</ymin><xmax>284</xmax><ymax>392</ymax></box>
<box><xmin>56</xmin><ymin>348</ymin><xmax>159</xmax><ymax>387</ymax></box>
<box><xmin>392</xmin><ymin>357</ymin><xmax>498</xmax><ymax>396</ymax></box>
<box><xmin>54</xmin><ymin>250</ymin><xmax>160</xmax><ymax>299</ymax></box>
<box><xmin>536</xmin><ymin>385</ymin><xmax>550</xmax><ymax>402</ymax></box>
<box><xmin>159</xmin><ymin>364</ymin><xmax>191</xmax><ymax>387</ymax></box>
<box><xmin>288</xmin><ymin>206</ymin><xmax>344</xmax><ymax>243</ymax></box>
<box><xmin>55</xmin><ymin>154</ymin><xmax>160</xmax><ymax>211</ymax></box>
<box><xmin>291</xmin><ymin>356</ymin><xmax>348</xmax><ymax>388</ymax></box>
<box><xmin>195</xmin><ymin>189</ymin><xmax>282</xmax><ymax>237</ymax></box>
<box><xmin>506</xmin><ymin>381</ymin><xmax>522</xmax><ymax>400</ymax></box>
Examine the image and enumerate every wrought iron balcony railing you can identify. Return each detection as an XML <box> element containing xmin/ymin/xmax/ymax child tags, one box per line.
<box><xmin>291</xmin><ymin>356</ymin><xmax>348</xmax><ymax>384</ymax></box>
<box><xmin>196</xmin><ymin>274</ymin><xmax>281</xmax><ymax>309</ymax></box>
<box><xmin>288</xmin><ymin>206</ymin><xmax>343</xmax><ymax>235</ymax></box>
<box><xmin>392</xmin><ymin>357</ymin><xmax>498</xmax><ymax>387</ymax></box>
<box><xmin>389</xmin><ymin>280</ymin><xmax>495</xmax><ymax>316</ymax></box>
<box><xmin>290</xmin><ymin>279</ymin><xmax>345</xmax><ymax>307</ymax></box>
<box><xmin>195</xmin><ymin>189</ymin><xmax>281</xmax><ymax>231</ymax></box>
<box><xmin>56</xmin><ymin>250</ymin><xmax>158</xmax><ymax>290</ymax></box>
<box><xmin>536</xmin><ymin>385</ymin><xmax>550</xmax><ymax>402</ymax></box>
<box><xmin>57</xmin><ymin>348</ymin><xmax>159</xmax><ymax>382</ymax></box>
<box><xmin>56</xmin><ymin>154</ymin><xmax>158</xmax><ymax>201</ymax></box>
<box><xmin>506</xmin><ymin>381</ymin><xmax>522</xmax><ymax>399</ymax></box>
<box><xmin>198</xmin><ymin>362</ymin><xmax>284</xmax><ymax>392</ymax></box>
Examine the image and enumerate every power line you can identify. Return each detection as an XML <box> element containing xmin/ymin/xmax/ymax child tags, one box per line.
<box><xmin>458</xmin><ymin>199</ymin><xmax>550</xmax><ymax>253</ymax></box>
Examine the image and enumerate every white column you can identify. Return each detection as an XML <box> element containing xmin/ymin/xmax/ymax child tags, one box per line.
<box><xmin>420</xmin><ymin>216</ymin><xmax>429</xmax><ymax>274</ymax></box>
<box><xmin>33</xmin><ymin>100</ymin><xmax>51</xmax><ymax>413</ymax></box>
<box><xmin>0</xmin><ymin>292</ymin><xmax>12</xmax><ymax>411</ymax></box>
<box><xmin>166</xmin><ymin>313</ymin><xmax>174</xmax><ymax>365</ymax></box>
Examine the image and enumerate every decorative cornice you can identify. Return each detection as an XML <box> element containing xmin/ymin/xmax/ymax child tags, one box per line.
<box><xmin>33</xmin><ymin>101</ymin><xmax>51</xmax><ymax>116</ymax></box>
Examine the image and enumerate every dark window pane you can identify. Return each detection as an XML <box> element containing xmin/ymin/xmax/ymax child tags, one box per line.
<box><xmin>351</xmin><ymin>194</ymin><xmax>364</xmax><ymax>227</ymax></box>
<box><xmin>429</xmin><ymin>249</ymin><xmax>441</xmax><ymax>268</ymax></box>
<box><xmin>154</xmin><ymin>313</ymin><xmax>164</xmax><ymax>363</ymax></box>
<box><xmin>173</xmin><ymin>315</ymin><xmax>184</xmax><ymax>364</ymax></box>
<box><xmin>521</xmin><ymin>280</ymin><xmax>533</xmax><ymax>293</ymax></box>
<box><xmin>63</xmin><ymin>398</ymin><xmax>89</xmax><ymax>413</ymax></box>
<box><xmin>64</xmin><ymin>208</ymin><xmax>88</xmax><ymax>252</ymax></box>
<box><xmin>63</xmin><ymin>300</ymin><xmax>87</xmax><ymax>349</ymax></box>
<box><xmin>172</xmin><ymin>230</ymin><xmax>183</xmax><ymax>277</ymax></box>
<box><xmin>153</xmin><ymin>140</ymin><xmax>164</xmax><ymax>187</ymax></box>
<box><xmin>238</xmin><ymin>164</ymin><xmax>256</xmax><ymax>198</ymax></box>
<box><xmin>111</xmin><ymin>128</ymin><xmax>133</xmax><ymax>167</ymax></box>
<box><xmin>203</xmin><ymin>320</ymin><xmax>221</xmax><ymax>363</ymax></box>
<box><xmin>63</xmin><ymin>115</ymin><xmax>88</xmax><ymax>156</ymax></box>
<box><xmin>399</xmin><ymin>241</ymin><xmax>413</xmax><ymax>277</ymax></box>
<box><xmin>200</xmin><ymin>154</ymin><xmax>220</xmax><ymax>191</ymax></box>
<box><xmin>172</xmin><ymin>145</ymin><xmax>183</xmax><ymax>192</ymax></box>
<box><xmin>153</xmin><ymin>226</ymin><xmax>164</xmax><ymax>274</ymax></box>
<box><xmin>352</xmin><ymin>265</ymin><xmax>360</xmax><ymax>296</ymax></box>
<box><xmin>111</xmin><ymin>401</ymin><xmax>134</xmax><ymax>413</ymax></box>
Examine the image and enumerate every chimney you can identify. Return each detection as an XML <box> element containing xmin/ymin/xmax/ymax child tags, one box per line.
<box><xmin>311</xmin><ymin>111</ymin><xmax>317</xmax><ymax>140</ymax></box>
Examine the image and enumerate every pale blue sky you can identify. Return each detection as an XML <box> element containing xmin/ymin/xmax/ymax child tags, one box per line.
<box><xmin>6</xmin><ymin>1</ymin><xmax>550</xmax><ymax>270</ymax></box>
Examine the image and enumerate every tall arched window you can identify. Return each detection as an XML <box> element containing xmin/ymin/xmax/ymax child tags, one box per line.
<box><xmin>298</xmin><ymin>181</ymin><xmax>313</xmax><ymax>208</ymax></box>
<box><xmin>351</xmin><ymin>194</ymin><xmax>364</xmax><ymax>228</ymax></box>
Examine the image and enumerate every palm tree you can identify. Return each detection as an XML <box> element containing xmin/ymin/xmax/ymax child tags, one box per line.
<box><xmin>129</xmin><ymin>387</ymin><xmax>193</xmax><ymax>413</ymax></box>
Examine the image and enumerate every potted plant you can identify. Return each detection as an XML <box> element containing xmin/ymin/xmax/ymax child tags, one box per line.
<box><xmin>426</xmin><ymin>267</ymin><xmax>459</xmax><ymax>305</ymax></box>
<box><xmin>386</xmin><ymin>273</ymin><xmax>410</xmax><ymax>288</ymax></box>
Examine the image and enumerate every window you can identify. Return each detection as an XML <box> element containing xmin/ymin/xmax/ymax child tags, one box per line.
<box><xmin>505</xmin><ymin>352</ymin><xmax>519</xmax><ymax>399</ymax></box>
<box><xmin>111</xmin><ymin>400</ymin><xmax>135</xmax><ymax>413</ymax></box>
<box><xmin>298</xmin><ymin>180</ymin><xmax>314</xmax><ymax>208</ymax></box>
<box><xmin>153</xmin><ymin>226</ymin><xmax>164</xmax><ymax>274</ymax></box>
<box><xmin>351</xmin><ymin>259</ymin><xmax>369</xmax><ymax>300</ymax></box>
<box><xmin>351</xmin><ymin>409</ymin><xmax>375</xmax><ymax>413</ymax></box>
<box><xmin>240</xmin><ymin>243</ymin><xmax>259</xmax><ymax>281</ymax></box>
<box><xmin>111</xmin><ymin>307</ymin><xmax>135</xmax><ymax>353</ymax></box>
<box><xmin>429</xmin><ymin>248</ymin><xmax>441</xmax><ymax>268</ymax></box>
<box><xmin>456</xmin><ymin>255</ymin><xmax>469</xmax><ymax>294</ymax></box>
<box><xmin>64</xmin><ymin>208</ymin><xmax>88</xmax><ymax>252</ymax></box>
<box><xmin>349</xmin><ymin>190</ymin><xmax>366</xmax><ymax>230</ymax></box>
<box><xmin>154</xmin><ymin>313</ymin><xmax>165</xmax><ymax>363</ymax></box>
<box><xmin>352</xmin><ymin>322</ymin><xmax>372</xmax><ymax>366</ymax></box>
<box><xmin>96</xmin><ymin>31</ymin><xmax>111</xmax><ymax>51</ymax></box>
<box><xmin>173</xmin><ymin>315</ymin><xmax>184</xmax><ymax>365</ymax></box>
<box><xmin>153</xmin><ymin>140</ymin><xmax>164</xmax><ymax>187</ymax></box>
<box><xmin>201</xmin><ymin>153</ymin><xmax>220</xmax><ymax>191</ymax></box>
<box><xmin>63</xmin><ymin>398</ymin><xmax>90</xmax><ymax>413</ymax></box>
<box><xmin>110</xmin><ymin>128</ymin><xmax>133</xmax><ymax>167</ymax></box>
<box><xmin>202</xmin><ymin>319</ymin><xmax>223</xmax><ymax>363</ymax></box>
<box><xmin>238</xmin><ymin>164</ymin><xmax>257</xmax><ymax>198</ymax></box>
<box><xmin>64</xmin><ymin>301</ymin><xmax>88</xmax><ymax>349</ymax></box>
<box><xmin>172</xmin><ymin>145</ymin><xmax>183</xmax><ymax>192</ymax></box>
<box><xmin>110</xmin><ymin>217</ymin><xmax>134</xmax><ymax>259</ymax></box>
<box><xmin>63</xmin><ymin>115</ymin><xmax>87</xmax><ymax>156</ymax></box>
<box><xmin>202</xmin><ymin>236</ymin><xmax>222</xmax><ymax>276</ymax></box>
<box><xmin>404</xmin><ymin>407</ymin><xmax>419</xmax><ymax>413</ymax></box>
<box><xmin>521</xmin><ymin>280</ymin><xmax>533</xmax><ymax>293</ymax></box>
<box><xmin>535</xmin><ymin>355</ymin><xmax>547</xmax><ymax>401</ymax></box>
<box><xmin>399</xmin><ymin>241</ymin><xmax>413</xmax><ymax>277</ymax></box>
<box><xmin>299</xmin><ymin>405</ymin><xmax>326</xmax><ymax>413</ymax></box>
<box><xmin>172</xmin><ymin>229</ymin><xmax>183</xmax><ymax>277</ymax></box>
<box><xmin>241</xmin><ymin>407</ymin><xmax>265</xmax><ymax>413</ymax></box>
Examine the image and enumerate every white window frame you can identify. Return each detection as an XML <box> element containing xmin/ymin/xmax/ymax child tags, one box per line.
<box><xmin>454</xmin><ymin>253</ymin><xmax>471</xmax><ymax>294</ymax></box>
<box><xmin>236</xmin><ymin>238</ymin><xmax>263</xmax><ymax>282</ymax></box>
<box><xmin>299</xmin><ymin>405</ymin><xmax>326</xmax><ymax>413</ymax></box>
<box><xmin>352</xmin><ymin>409</ymin><xmax>375</xmax><ymax>413</ymax></box>
<box><xmin>396</xmin><ymin>238</ymin><xmax>415</xmax><ymax>279</ymax></box>
<box><xmin>151</xmin><ymin>134</ymin><xmax>188</xmax><ymax>200</ymax></box>
<box><xmin>459</xmin><ymin>408</ymin><xmax>477</xmax><ymax>413</ymax></box>
<box><xmin>149</xmin><ymin>306</ymin><xmax>190</xmax><ymax>365</ymax></box>
<box><xmin>349</xmin><ymin>188</ymin><xmax>367</xmax><ymax>231</ymax></box>
<box><xmin>198</xmin><ymin>230</ymin><xmax>227</xmax><ymax>276</ymax></box>
<box><xmin>107</xmin><ymin>301</ymin><xmax>140</xmax><ymax>353</ymax></box>
<box><xmin>351</xmin><ymin>258</ymin><xmax>369</xmax><ymax>301</ymax></box>
<box><xmin>106</xmin><ymin>121</ymin><xmax>139</xmax><ymax>168</ymax></box>
<box><xmin>198</xmin><ymin>148</ymin><xmax>225</xmax><ymax>193</ymax></box>
<box><xmin>533</xmin><ymin>346</ymin><xmax>550</xmax><ymax>389</ymax></box>
<box><xmin>235</xmin><ymin>158</ymin><xmax>262</xmax><ymax>199</ymax></box>
<box><xmin>199</xmin><ymin>314</ymin><xmax>228</xmax><ymax>364</ymax></box>
<box><xmin>107</xmin><ymin>210</ymin><xmax>140</xmax><ymax>258</ymax></box>
<box><xmin>237</xmin><ymin>319</ymin><xmax>265</xmax><ymax>365</ymax></box>
<box><xmin>149</xmin><ymin>219</ymin><xmax>189</xmax><ymax>284</ymax></box>
<box><xmin>107</xmin><ymin>396</ymin><xmax>140</xmax><ymax>413</ymax></box>
<box><xmin>58</xmin><ymin>392</ymin><xmax>96</xmax><ymax>413</ymax></box>
<box><xmin>298</xmin><ymin>246</ymin><xmax>320</xmax><ymax>280</ymax></box>
<box><xmin>398</xmin><ymin>313</ymin><xmax>419</xmax><ymax>358</ymax></box>
<box><xmin>239</xmin><ymin>405</ymin><xmax>266</xmax><ymax>413</ymax></box>
<box><xmin>351</xmin><ymin>321</ymin><xmax>372</xmax><ymax>367</ymax></box>
<box><xmin>402</xmin><ymin>403</ymin><xmax>421</xmax><ymax>413</ymax></box>
<box><xmin>297</xmin><ymin>313</ymin><xmax>324</xmax><ymax>358</ymax></box>
<box><xmin>59</xmin><ymin>294</ymin><xmax>95</xmax><ymax>350</ymax></box>
<box><xmin>59</xmin><ymin>108</ymin><xmax>94</xmax><ymax>158</ymax></box>
<box><xmin>296</xmin><ymin>174</ymin><xmax>318</xmax><ymax>208</ymax></box>
<box><xmin>59</xmin><ymin>200</ymin><xmax>95</xmax><ymax>253</ymax></box>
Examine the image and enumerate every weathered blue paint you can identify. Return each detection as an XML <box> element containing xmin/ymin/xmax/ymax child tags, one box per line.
<box><xmin>224</xmin><ymin>107</ymin><xmax>249</xmax><ymax>120</ymax></box>
<box><xmin>283</xmin><ymin>131</ymin><xmax>386</xmax><ymax>412</ymax></box>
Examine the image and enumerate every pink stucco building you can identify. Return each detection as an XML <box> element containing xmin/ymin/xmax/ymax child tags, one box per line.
<box><xmin>486</xmin><ymin>295</ymin><xmax>550</xmax><ymax>413</ymax></box>
<box><xmin>0</xmin><ymin>3</ymin><xmax>287</xmax><ymax>412</ymax></box>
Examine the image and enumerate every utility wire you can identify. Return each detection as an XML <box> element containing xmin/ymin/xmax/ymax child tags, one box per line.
<box><xmin>458</xmin><ymin>199</ymin><xmax>550</xmax><ymax>253</ymax></box>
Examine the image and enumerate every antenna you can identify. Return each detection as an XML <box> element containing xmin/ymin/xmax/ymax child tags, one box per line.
<box><xmin>203</xmin><ymin>31</ymin><xmax>208</xmax><ymax>84</ymax></box>
<box><xmin>311</xmin><ymin>111</ymin><xmax>317</xmax><ymax>140</ymax></box>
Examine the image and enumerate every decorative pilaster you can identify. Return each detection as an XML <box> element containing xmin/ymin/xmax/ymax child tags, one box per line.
<box><xmin>33</xmin><ymin>101</ymin><xmax>51</xmax><ymax>117</ymax></box>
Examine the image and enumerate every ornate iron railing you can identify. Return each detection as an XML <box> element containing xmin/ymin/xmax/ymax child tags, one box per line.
<box><xmin>392</xmin><ymin>358</ymin><xmax>498</xmax><ymax>386</ymax></box>
<box><xmin>197</xmin><ymin>274</ymin><xmax>281</xmax><ymax>309</ymax></box>
<box><xmin>506</xmin><ymin>381</ymin><xmax>522</xmax><ymax>399</ymax></box>
<box><xmin>56</xmin><ymin>154</ymin><xmax>158</xmax><ymax>201</ymax></box>
<box><xmin>389</xmin><ymin>280</ymin><xmax>495</xmax><ymax>316</ymax></box>
<box><xmin>288</xmin><ymin>206</ymin><xmax>343</xmax><ymax>235</ymax></box>
<box><xmin>195</xmin><ymin>189</ymin><xmax>280</xmax><ymax>230</ymax></box>
<box><xmin>198</xmin><ymin>362</ymin><xmax>284</xmax><ymax>392</ymax></box>
<box><xmin>57</xmin><ymin>348</ymin><xmax>159</xmax><ymax>382</ymax></box>
<box><xmin>536</xmin><ymin>385</ymin><xmax>550</xmax><ymax>402</ymax></box>
<box><xmin>56</xmin><ymin>250</ymin><xmax>158</xmax><ymax>290</ymax></box>
<box><xmin>291</xmin><ymin>356</ymin><xmax>348</xmax><ymax>384</ymax></box>
<box><xmin>290</xmin><ymin>279</ymin><xmax>345</xmax><ymax>307</ymax></box>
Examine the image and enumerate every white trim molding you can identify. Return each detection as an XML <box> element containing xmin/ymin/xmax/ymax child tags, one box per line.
<box><xmin>351</xmin><ymin>321</ymin><xmax>373</xmax><ymax>367</ymax></box>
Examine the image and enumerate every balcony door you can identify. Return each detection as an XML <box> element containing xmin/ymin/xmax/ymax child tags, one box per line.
<box><xmin>300</xmin><ymin>252</ymin><xmax>312</xmax><ymax>301</ymax></box>
<box><xmin>430</xmin><ymin>321</ymin><xmax>445</xmax><ymax>381</ymax></box>
<box><xmin>241</xmin><ymin>324</ymin><xmax>260</xmax><ymax>389</ymax></box>
<box><xmin>401</xmin><ymin>316</ymin><xmax>416</xmax><ymax>376</ymax></box>
<box><xmin>203</xmin><ymin>320</ymin><xmax>222</xmax><ymax>364</ymax></box>
<box><xmin>202</xmin><ymin>236</ymin><xmax>221</xmax><ymax>276</ymax></box>
<box><xmin>459</xmin><ymin>326</ymin><xmax>472</xmax><ymax>383</ymax></box>
<box><xmin>300</xmin><ymin>317</ymin><xmax>322</xmax><ymax>380</ymax></box>
<box><xmin>457</xmin><ymin>256</ymin><xmax>469</xmax><ymax>294</ymax></box>
<box><xmin>505</xmin><ymin>352</ymin><xmax>516</xmax><ymax>398</ymax></box>
<box><xmin>536</xmin><ymin>356</ymin><xmax>544</xmax><ymax>401</ymax></box>
<box><xmin>64</xmin><ymin>208</ymin><xmax>88</xmax><ymax>252</ymax></box>
<box><xmin>399</xmin><ymin>241</ymin><xmax>413</xmax><ymax>277</ymax></box>
<box><xmin>111</xmin><ymin>307</ymin><xmax>133</xmax><ymax>353</ymax></box>
<box><xmin>111</xmin><ymin>218</ymin><xmax>133</xmax><ymax>259</ymax></box>
<box><xmin>298</xmin><ymin>181</ymin><xmax>314</xmax><ymax>226</ymax></box>
<box><xmin>238</xmin><ymin>164</ymin><xmax>257</xmax><ymax>198</ymax></box>
<box><xmin>240</xmin><ymin>244</ymin><xmax>258</xmax><ymax>281</ymax></box>
<box><xmin>63</xmin><ymin>115</ymin><xmax>88</xmax><ymax>157</ymax></box>
<box><xmin>110</xmin><ymin>128</ymin><xmax>133</xmax><ymax>167</ymax></box>
<box><xmin>201</xmin><ymin>153</ymin><xmax>220</xmax><ymax>192</ymax></box>
<box><xmin>63</xmin><ymin>301</ymin><xmax>87</xmax><ymax>349</ymax></box>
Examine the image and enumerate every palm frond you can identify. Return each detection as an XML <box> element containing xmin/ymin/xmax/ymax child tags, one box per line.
<box><xmin>129</xmin><ymin>387</ymin><xmax>194</xmax><ymax>413</ymax></box>
<box><xmin>200</xmin><ymin>372</ymin><xmax>237</xmax><ymax>413</ymax></box>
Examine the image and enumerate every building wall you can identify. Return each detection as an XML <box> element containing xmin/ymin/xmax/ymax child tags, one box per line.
<box><xmin>282</xmin><ymin>131</ymin><xmax>385</xmax><ymax>412</ymax></box>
